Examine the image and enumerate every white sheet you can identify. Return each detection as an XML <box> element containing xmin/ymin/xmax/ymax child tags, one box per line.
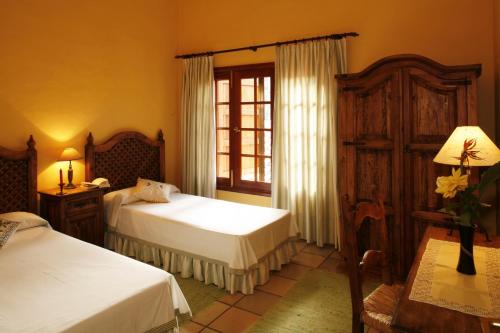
<box><xmin>109</xmin><ymin>193</ymin><xmax>298</xmax><ymax>271</ymax></box>
<box><xmin>0</xmin><ymin>227</ymin><xmax>190</xmax><ymax>333</ymax></box>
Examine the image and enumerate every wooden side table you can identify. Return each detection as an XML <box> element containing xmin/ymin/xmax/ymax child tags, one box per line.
<box><xmin>39</xmin><ymin>186</ymin><xmax>104</xmax><ymax>246</ymax></box>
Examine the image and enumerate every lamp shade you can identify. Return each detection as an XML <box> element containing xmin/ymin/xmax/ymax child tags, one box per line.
<box><xmin>433</xmin><ymin>126</ymin><xmax>500</xmax><ymax>166</ymax></box>
<box><xmin>58</xmin><ymin>147</ymin><xmax>82</xmax><ymax>161</ymax></box>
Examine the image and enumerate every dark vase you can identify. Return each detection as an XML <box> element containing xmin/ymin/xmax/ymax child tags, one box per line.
<box><xmin>456</xmin><ymin>225</ymin><xmax>476</xmax><ymax>275</ymax></box>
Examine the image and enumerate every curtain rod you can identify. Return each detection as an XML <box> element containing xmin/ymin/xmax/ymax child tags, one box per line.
<box><xmin>175</xmin><ymin>32</ymin><xmax>358</xmax><ymax>59</ymax></box>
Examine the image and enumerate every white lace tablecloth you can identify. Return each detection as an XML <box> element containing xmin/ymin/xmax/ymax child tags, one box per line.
<box><xmin>409</xmin><ymin>238</ymin><xmax>500</xmax><ymax>318</ymax></box>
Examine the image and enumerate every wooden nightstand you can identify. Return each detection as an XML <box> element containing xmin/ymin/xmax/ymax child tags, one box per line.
<box><xmin>39</xmin><ymin>186</ymin><xmax>104</xmax><ymax>246</ymax></box>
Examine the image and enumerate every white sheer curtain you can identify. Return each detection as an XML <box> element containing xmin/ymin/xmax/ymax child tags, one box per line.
<box><xmin>181</xmin><ymin>56</ymin><xmax>216</xmax><ymax>198</ymax></box>
<box><xmin>272</xmin><ymin>39</ymin><xmax>347</xmax><ymax>247</ymax></box>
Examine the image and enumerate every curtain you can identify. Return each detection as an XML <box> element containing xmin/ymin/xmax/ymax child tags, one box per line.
<box><xmin>272</xmin><ymin>39</ymin><xmax>347</xmax><ymax>247</ymax></box>
<box><xmin>181</xmin><ymin>56</ymin><xmax>216</xmax><ymax>198</ymax></box>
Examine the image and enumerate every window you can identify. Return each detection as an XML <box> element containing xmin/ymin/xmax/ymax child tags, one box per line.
<box><xmin>215</xmin><ymin>63</ymin><xmax>274</xmax><ymax>196</ymax></box>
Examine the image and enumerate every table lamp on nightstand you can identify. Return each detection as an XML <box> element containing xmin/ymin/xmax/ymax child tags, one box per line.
<box><xmin>59</xmin><ymin>147</ymin><xmax>82</xmax><ymax>189</ymax></box>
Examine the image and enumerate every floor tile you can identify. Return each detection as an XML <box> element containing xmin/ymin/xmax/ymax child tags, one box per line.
<box><xmin>274</xmin><ymin>263</ymin><xmax>311</xmax><ymax>280</ymax></box>
<box><xmin>209</xmin><ymin>307</ymin><xmax>260</xmax><ymax>333</ymax></box>
<box><xmin>218</xmin><ymin>292</ymin><xmax>245</xmax><ymax>305</ymax></box>
<box><xmin>255</xmin><ymin>275</ymin><xmax>296</xmax><ymax>296</ymax></box>
<box><xmin>191</xmin><ymin>301</ymin><xmax>230</xmax><ymax>326</ymax></box>
<box><xmin>302</xmin><ymin>244</ymin><xmax>334</xmax><ymax>257</ymax></box>
<box><xmin>295</xmin><ymin>240</ymin><xmax>307</xmax><ymax>252</ymax></box>
<box><xmin>234</xmin><ymin>290</ymin><xmax>281</xmax><ymax>315</ymax></box>
<box><xmin>318</xmin><ymin>257</ymin><xmax>343</xmax><ymax>273</ymax></box>
<box><xmin>200</xmin><ymin>328</ymin><xmax>219</xmax><ymax>333</ymax></box>
<box><xmin>180</xmin><ymin>321</ymin><xmax>204</xmax><ymax>333</ymax></box>
<box><xmin>329</xmin><ymin>250</ymin><xmax>345</xmax><ymax>260</ymax></box>
<box><xmin>292</xmin><ymin>252</ymin><xmax>325</xmax><ymax>268</ymax></box>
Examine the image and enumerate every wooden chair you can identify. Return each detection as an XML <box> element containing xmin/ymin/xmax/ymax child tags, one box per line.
<box><xmin>341</xmin><ymin>194</ymin><xmax>404</xmax><ymax>333</ymax></box>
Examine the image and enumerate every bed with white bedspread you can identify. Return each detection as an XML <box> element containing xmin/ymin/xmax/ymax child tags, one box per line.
<box><xmin>105</xmin><ymin>190</ymin><xmax>298</xmax><ymax>294</ymax></box>
<box><xmin>86</xmin><ymin>130</ymin><xmax>299</xmax><ymax>295</ymax></box>
<box><xmin>0</xmin><ymin>222</ymin><xmax>190</xmax><ymax>333</ymax></box>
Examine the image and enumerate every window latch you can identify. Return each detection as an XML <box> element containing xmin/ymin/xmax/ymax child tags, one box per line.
<box><xmin>230</xmin><ymin>170</ymin><xmax>234</xmax><ymax>187</ymax></box>
<box><xmin>233</xmin><ymin>127</ymin><xmax>241</xmax><ymax>133</ymax></box>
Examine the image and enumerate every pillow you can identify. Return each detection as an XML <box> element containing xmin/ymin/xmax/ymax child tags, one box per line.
<box><xmin>103</xmin><ymin>187</ymin><xmax>140</xmax><ymax>206</ymax></box>
<box><xmin>0</xmin><ymin>219</ymin><xmax>20</xmax><ymax>248</ymax></box>
<box><xmin>0</xmin><ymin>212</ymin><xmax>50</xmax><ymax>231</ymax></box>
<box><xmin>134</xmin><ymin>178</ymin><xmax>178</xmax><ymax>203</ymax></box>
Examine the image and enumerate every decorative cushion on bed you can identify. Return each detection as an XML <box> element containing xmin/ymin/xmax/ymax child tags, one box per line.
<box><xmin>134</xmin><ymin>178</ymin><xmax>178</xmax><ymax>203</ymax></box>
<box><xmin>0</xmin><ymin>219</ymin><xmax>20</xmax><ymax>248</ymax></box>
<box><xmin>0</xmin><ymin>212</ymin><xmax>50</xmax><ymax>231</ymax></box>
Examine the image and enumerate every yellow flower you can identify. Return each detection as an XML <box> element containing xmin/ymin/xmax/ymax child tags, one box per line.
<box><xmin>435</xmin><ymin>168</ymin><xmax>468</xmax><ymax>199</ymax></box>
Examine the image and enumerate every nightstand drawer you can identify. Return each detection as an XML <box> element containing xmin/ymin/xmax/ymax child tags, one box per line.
<box><xmin>66</xmin><ymin>196</ymin><xmax>99</xmax><ymax>216</ymax></box>
<box><xmin>65</xmin><ymin>211</ymin><xmax>101</xmax><ymax>246</ymax></box>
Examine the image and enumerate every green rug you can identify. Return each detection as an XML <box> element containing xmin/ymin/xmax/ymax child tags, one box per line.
<box><xmin>247</xmin><ymin>270</ymin><xmax>378</xmax><ymax>333</ymax></box>
<box><xmin>175</xmin><ymin>274</ymin><xmax>226</xmax><ymax>315</ymax></box>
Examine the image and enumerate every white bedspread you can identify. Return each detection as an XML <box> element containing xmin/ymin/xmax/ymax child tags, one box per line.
<box><xmin>0</xmin><ymin>227</ymin><xmax>190</xmax><ymax>333</ymax></box>
<box><xmin>111</xmin><ymin>193</ymin><xmax>297</xmax><ymax>272</ymax></box>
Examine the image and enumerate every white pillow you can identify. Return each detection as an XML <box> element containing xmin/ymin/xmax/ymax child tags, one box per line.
<box><xmin>0</xmin><ymin>212</ymin><xmax>50</xmax><ymax>231</ymax></box>
<box><xmin>104</xmin><ymin>187</ymin><xmax>140</xmax><ymax>206</ymax></box>
<box><xmin>134</xmin><ymin>178</ymin><xmax>179</xmax><ymax>203</ymax></box>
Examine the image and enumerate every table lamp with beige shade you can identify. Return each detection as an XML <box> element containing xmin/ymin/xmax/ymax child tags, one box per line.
<box><xmin>433</xmin><ymin>125</ymin><xmax>500</xmax><ymax>275</ymax></box>
<box><xmin>434</xmin><ymin>126</ymin><xmax>500</xmax><ymax>170</ymax></box>
<box><xmin>59</xmin><ymin>147</ymin><xmax>82</xmax><ymax>189</ymax></box>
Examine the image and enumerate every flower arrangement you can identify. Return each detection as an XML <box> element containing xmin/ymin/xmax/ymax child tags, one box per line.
<box><xmin>435</xmin><ymin>138</ymin><xmax>500</xmax><ymax>227</ymax></box>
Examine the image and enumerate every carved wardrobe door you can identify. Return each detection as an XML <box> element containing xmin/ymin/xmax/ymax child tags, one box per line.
<box><xmin>337</xmin><ymin>55</ymin><xmax>481</xmax><ymax>277</ymax></box>
<box><xmin>402</xmin><ymin>66</ymin><xmax>479</xmax><ymax>271</ymax></box>
<box><xmin>337</xmin><ymin>68</ymin><xmax>404</xmax><ymax>275</ymax></box>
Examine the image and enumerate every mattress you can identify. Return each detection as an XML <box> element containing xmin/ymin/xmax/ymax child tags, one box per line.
<box><xmin>0</xmin><ymin>226</ymin><xmax>190</xmax><ymax>333</ymax></box>
<box><xmin>109</xmin><ymin>193</ymin><xmax>298</xmax><ymax>272</ymax></box>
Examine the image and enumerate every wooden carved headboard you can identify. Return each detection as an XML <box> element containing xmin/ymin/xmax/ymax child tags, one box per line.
<box><xmin>0</xmin><ymin>136</ymin><xmax>37</xmax><ymax>214</ymax></box>
<box><xmin>85</xmin><ymin>131</ymin><xmax>165</xmax><ymax>192</ymax></box>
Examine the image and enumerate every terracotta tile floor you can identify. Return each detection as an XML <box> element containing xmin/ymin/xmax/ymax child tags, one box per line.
<box><xmin>180</xmin><ymin>240</ymin><xmax>346</xmax><ymax>333</ymax></box>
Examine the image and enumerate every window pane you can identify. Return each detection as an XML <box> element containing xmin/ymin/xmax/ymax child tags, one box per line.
<box><xmin>257</xmin><ymin>157</ymin><xmax>271</xmax><ymax>183</ymax></box>
<box><xmin>256</xmin><ymin>104</ymin><xmax>272</xmax><ymax>129</ymax></box>
<box><xmin>241</xmin><ymin>104</ymin><xmax>254</xmax><ymax>128</ymax></box>
<box><xmin>217</xmin><ymin>104</ymin><xmax>230</xmax><ymax>128</ymax></box>
<box><xmin>241</xmin><ymin>156</ymin><xmax>255</xmax><ymax>181</ymax></box>
<box><xmin>241</xmin><ymin>130</ymin><xmax>255</xmax><ymax>155</ymax></box>
<box><xmin>217</xmin><ymin>80</ymin><xmax>229</xmax><ymax>103</ymax></box>
<box><xmin>217</xmin><ymin>155</ymin><xmax>230</xmax><ymax>178</ymax></box>
<box><xmin>256</xmin><ymin>76</ymin><xmax>271</xmax><ymax>102</ymax></box>
<box><xmin>241</xmin><ymin>78</ymin><xmax>254</xmax><ymax>102</ymax></box>
<box><xmin>257</xmin><ymin>131</ymin><xmax>272</xmax><ymax>156</ymax></box>
<box><xmin>217</xmin><ymin>129</ymin><xmax>229</xmax><ymax>153</ymax></box>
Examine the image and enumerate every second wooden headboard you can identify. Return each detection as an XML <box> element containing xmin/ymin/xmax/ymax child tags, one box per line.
<box><xmin>85</xmin><ymin>130</ymin><xmax>165</xmax><ymax>192</ymax></box>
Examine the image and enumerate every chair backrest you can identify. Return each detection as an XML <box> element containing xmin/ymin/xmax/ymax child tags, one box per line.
<box><xmin>341</xmin><ymin>194</ymin><xmax>393</xmax><ymax>328</ymax></box>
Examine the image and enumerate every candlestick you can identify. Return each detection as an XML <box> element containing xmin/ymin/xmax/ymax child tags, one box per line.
<box><xmin>58</xmin><ymin>182</ymin><xmax>65</xmax><ymax>195</ymax></box>
<box><xmin>58</xmin><ymin>168</ymin><xmax>65</xmax><ymax>195</ymax></box>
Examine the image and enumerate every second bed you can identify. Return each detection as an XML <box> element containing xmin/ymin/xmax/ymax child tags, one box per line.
<box><xmin>86</xmin><ymin>131</ymin><xmax>298</xmax><ymax>294</ymax></box>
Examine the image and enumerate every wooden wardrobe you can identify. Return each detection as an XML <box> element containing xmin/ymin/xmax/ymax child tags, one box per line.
<box><xmin>336</xmin><ymin>54</ymin><xmax>481</xmax><ymax>277</ymax></box>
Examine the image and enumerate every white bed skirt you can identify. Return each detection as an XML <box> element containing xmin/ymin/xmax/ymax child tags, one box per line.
<box><xmin>106</xmin><ymin>231</ymin><xmax>297</xmax><ymax>294</ymax></box>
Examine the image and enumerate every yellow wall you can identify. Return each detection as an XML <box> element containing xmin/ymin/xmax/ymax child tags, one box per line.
<box><xmin>0</xmin><ymin>0</ymin><xmax>180</xmax><ymax>190</ymax></box>
<box><xmin>177</xmin><ymin>0</ymin><xmax>497</xmax><ymax>217</ymax></box>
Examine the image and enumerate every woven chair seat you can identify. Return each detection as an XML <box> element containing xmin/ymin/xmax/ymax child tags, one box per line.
<box><xmin>361</xmin><ymin>283</ymin><xmax>404</xmax><ymax>333</ymax></box>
